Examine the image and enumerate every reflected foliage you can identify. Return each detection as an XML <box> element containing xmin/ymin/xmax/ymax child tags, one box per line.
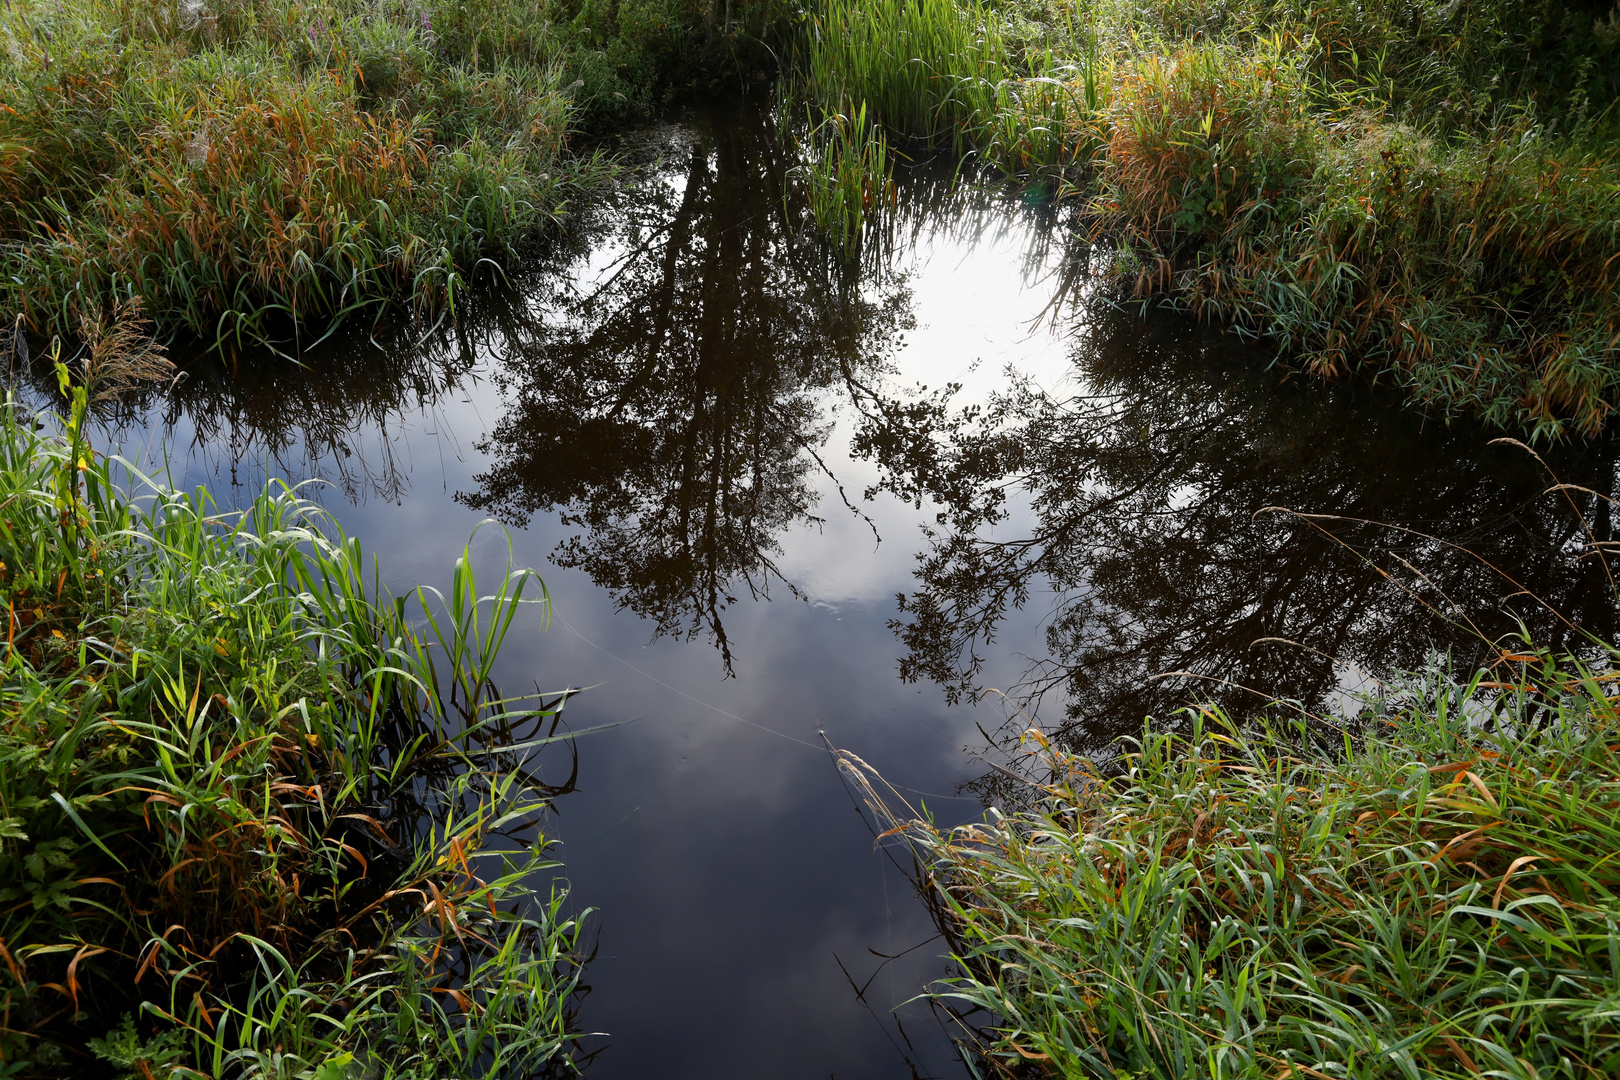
<box><xmin>865</xmin><ymin>302</ymin><xmax>1620</xmax><ymax>756</ymax></box>
<box><xmin>458</xmin><ymin>105</ymin><xmax>915</xmax><ymax>670</ymax></box>
<box><xmin>8</xmin><ymin>312</ymin><xmax>483</xmax><ymax>505</ymax></box>
<box><xmin>18</xmin><ymin>99</ymin><xmax>1605</xmax><ymax>747</ymax></box>
<box><xmin>168</xmin><ymin>338</ymin><xmax>480</xmax><ymax>503</ymax></box>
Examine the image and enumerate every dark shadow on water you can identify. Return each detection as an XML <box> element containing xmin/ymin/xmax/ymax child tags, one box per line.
<box><xmin>863</xmin><ymin>295</ymin><xmax>1620</xmax><ymax>771</ymax></box>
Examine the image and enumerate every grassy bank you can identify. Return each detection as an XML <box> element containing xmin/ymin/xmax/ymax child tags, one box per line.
<box><xmin>0</xmin><ymin>345</ymin><xmax>588</xmax><ymax>1076</ymax></box>
<box><xmin>0</xmin><ymin>0</ymin><xmax>790</xmax><ymax>350</ymax></box>
<box><xmin>847</xmin><ymin>652</ymin><xmax>1620</xmax><ymax>1078</ymax></box>
<box><xmin>7</xmin><ymin>0</ymin><xmax>1620</xmax><ymax>435</ymax></box>
<box><xmin>790</xmin><ymin>0</ymin><xmax>1620</xmax><ymax>439</ymax></box>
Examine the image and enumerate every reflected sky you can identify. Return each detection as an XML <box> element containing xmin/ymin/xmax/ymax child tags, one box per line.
<box><xmin>47</xmin><ymin>102</ymin><xmax>1067</xmax><ymax>1080</ymax></box>
<box><xmin>870</xmin><ymin>304</ymin><xmax>1620</xmax><ymax>770</ymax></box>
<box><xmin>28</xmin><ymin>97</ymin><xmax>1619</xmax><ymax>1080</ymax></box>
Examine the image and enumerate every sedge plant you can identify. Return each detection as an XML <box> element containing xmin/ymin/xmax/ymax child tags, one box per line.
<box><xmin>845</xmin><ymin>652</ymin><xmax>1620</xmax><ymax>1078</ymax></box>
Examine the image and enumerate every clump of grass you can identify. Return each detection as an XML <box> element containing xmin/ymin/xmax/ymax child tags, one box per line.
<box><xmin>792</xmin><ymin>0</ymin><xmax>1620</xmax><ymax>438</ymax></box>
<box><xmin>0</xmin><ymin>344</ymin><xmax>592</xmax><ymax>1075</ymax></box>
<box><xmin>0</xmin><ymin>0</ymin><xmax>811</xmax><ymax>351</ymax></box>
<box><xmin>1088</xmin><ymin>37</ymin><xmax>1620</xmax><ymax>440</ymax></box>
<box><xmin>0</xmin><ymin>0</ymin><xmax>606</xmax><ymax>350</ymax></box>
<box><xmin>847</xmin><ymin>651</ymin><xmax>1620</xmax><ymax>1077</ymax></box>
<box><xmin>800</xmin><ymin>0</ymin><xmax>1009</xmax><ymax>143</ymax></box>
<box><xmin>789</xmin><ymin>100</ymin><xmax>897</xmax><ymax>253</ymax></box>
<box><xmin>797</xmin><ymin>0</ymin><xmax>1098</xmax><ymax>172</ymax></box>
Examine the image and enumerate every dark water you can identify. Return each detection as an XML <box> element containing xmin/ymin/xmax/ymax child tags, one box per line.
<box><xmin>59</xmin><ymin>101</ymin><xmax>1620</xmax><ymax>1078</ymax></box>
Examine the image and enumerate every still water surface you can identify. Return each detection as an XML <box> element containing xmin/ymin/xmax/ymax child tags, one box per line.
<box><xmin>74</xmin><ymin>102</ymin><xmax>1620</xmax><ymax>1078</ymax></box>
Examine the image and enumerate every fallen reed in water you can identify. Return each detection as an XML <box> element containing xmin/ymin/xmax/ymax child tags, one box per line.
<box><xmin>846</xmin><ymin>651</ymin><xmax>1620</xmax><ymax>1078</ymax></box>
<box><xmin>790</xmin><ymin>0</ymin><xmax>1620</xmax><ymax>439</ymax></box>
<box><xmin>0</xmin><ymin>340</ymin><xmax>591</xmax><ymax>1076</ymax></box>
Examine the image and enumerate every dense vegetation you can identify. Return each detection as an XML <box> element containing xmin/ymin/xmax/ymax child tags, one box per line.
<box><xmin>788</xmin><ymin>7</ymin><xmax>1620</xmax><ymax>1070</ymax></box>
<box><xmin>790</xmin><ymin>0</ymin><xmax>1620</xmax><ymax>438</ymax></box>
<box><xmin>0</xmin><ymin>334</ymin><xmax>588</xmax><ymax>1077</ymax></box>
<box><xmin>3</xmin><ymin>0</ymin><xmax>1619</xmax><ymax>434</ymax></box>
<box><xmin>0</xmin><ymin>0</ymin><xmax>787</xmax><ymax>349</ymax></box>
<box><xmin>6</xmin><ymin>3</ymin><xmax>1620</xmax><ymax>1073</ymax></box>
<box><xmin>847</xmin><ymin>653</ymin><xmax>1620</xmax><ymax>1078</ymax></box>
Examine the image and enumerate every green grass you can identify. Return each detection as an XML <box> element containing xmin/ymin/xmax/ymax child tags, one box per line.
<box><xmin>786</xmin><ymin>98</ymin><xmax>897</xmax><ymax>253</ymax></box>
<box><xmin>789</xmin><ymin>0</ymin><xmax>1620</xmax><ymax>439</ymax></box>
<box><xmin>0</xmin><ymin>338</ymin><xmax>592</xmax><ymax>1077</ymax></box>
<box><xmin>0</xmin><ymin>0</ymin><xmax>794</xmax><ymax>353</ymax></box>
<box><xmin>7</xmin><ymin>0</ymin><xmax>1618</xmax><ymax>433</ymax></box>
<box><xmin>847</xmin><ymin>650</ymin><xmax>1620</xmax><ymax>1078</ymax></box>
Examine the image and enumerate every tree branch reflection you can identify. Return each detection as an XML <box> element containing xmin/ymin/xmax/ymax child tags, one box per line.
<box><xmin>458</xmin><ymin>105</ymin><xmax>914</xmax><ymax>672</ymax></box>
<box><xmin>862</xmin><ymin>301</ymin><xmax>1620</xmax><ymax>756</ymax></box>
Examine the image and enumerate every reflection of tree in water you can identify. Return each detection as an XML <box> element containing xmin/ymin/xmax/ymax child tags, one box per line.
<box><xmin>171</xmin><ymin>338</ymin><xmax>479</xmax><ymax>503</ymax></box>
<box><xmin>458</xmin><ymin>105</ymin><xmax>914</xmax><ymax>671</ymax></box>
<box><xmin>9</xmin><ymin>313</ymin><xmax>485</xmax><ymax>505</ymax></box>
<box><xmin>14</xmin><ymin>99</ymin><xmax>1052</xmax><ymax>674</ymax></box>
<box><xmin>865</xmin><ymin>302</ymin><xmax>1620</xmax><ymax>757</ymax></box>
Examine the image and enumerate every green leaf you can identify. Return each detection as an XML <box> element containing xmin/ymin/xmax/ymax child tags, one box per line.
<box><xmin>49</xmin><ymin>792</ymin><xmax>127</xmax><ymax>870</ymax></box>
<box><xmin>311</xmin><ymin>1051</ymin><xmax>355</xmax><ymax>1080</ymax></box>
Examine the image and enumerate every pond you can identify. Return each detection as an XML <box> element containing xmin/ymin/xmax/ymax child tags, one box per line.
<box><xmin>65</xmin><ymin>99</ymin><xmax>1620</xmax><ymax>1079</ymax></box>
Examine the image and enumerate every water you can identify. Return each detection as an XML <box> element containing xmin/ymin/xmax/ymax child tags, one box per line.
<box><xmin>60</xmin><ymin>100</ymin><xmax>1620</xmax><ymax>1078</ymax></box>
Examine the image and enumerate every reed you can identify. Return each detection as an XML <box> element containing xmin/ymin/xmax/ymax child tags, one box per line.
<box><xmin>798</xmin><ymin>0</ymin><xmax>1099</xmax><ymax>170</ymax></box>
<box><xmin>0</xmin><ymin>331</ymin><xmax>592</xmax><ymax>1076</ymax></box>
<box><xmin>846</xmin><ymin>650</ymin><xmax>1620</xmax><ymax>1078</ymax></box>
<box><xmin>801</xmin><ymin>0</ymin><xmax>1006</xmax><ymax>143</ymax></box>
<box><xmin>790</xmin><ymin>100</ymin><xmax>897</xmax><ymax>253</ymax></box>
